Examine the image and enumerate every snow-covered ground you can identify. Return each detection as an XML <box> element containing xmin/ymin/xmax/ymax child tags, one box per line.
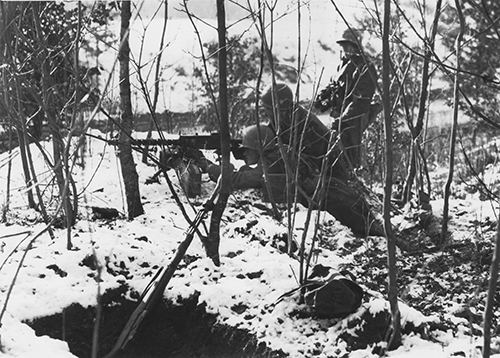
<box><xmin>0</xmin><ymin>130</ymin><xmax>499</xmax><ymax>357</ymax></box>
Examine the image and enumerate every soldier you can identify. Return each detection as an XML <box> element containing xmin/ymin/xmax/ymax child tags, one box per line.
<box><xmin>196</xmin><ymin>124</ymin><xmax>284</xmax><ymax>191</ymax></box>
<box><xmin>261</xmin><ymin>83</ymin><xmax>331</xmax><ymax>172</ymax></box>
<box><xmin>315</xmin><ymin>28</ymin><xmax>378</xmax><ymax>169</ymax></box>
<box><xmin>260</xmin><ymin>83</ymin><xmax>383</xmax><ymax>236</ymax></box>
<box><xmin>195</xmin><ymin>86</ymin><xmax>383</xmax><ymax>236</ymax></box>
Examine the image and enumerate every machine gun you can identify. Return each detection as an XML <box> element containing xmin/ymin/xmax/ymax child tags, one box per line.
<box><xmin>109</xmin><ymin>133</ymin><xmax>245</xmax><ymax>161</ymax></box>
<box><xmin>314</xmin><ymin>81</ymin><xmax>344</xmax><ymax>118</ymax></box>
<box><xmin>109</xmin><ymin>133</ymin><xmax>245</xmax><ymax>197</ymax></box>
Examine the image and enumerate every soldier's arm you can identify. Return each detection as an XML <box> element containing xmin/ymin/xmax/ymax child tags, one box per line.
<box><xmin>339</xmin><ymin>62</ymin><xmax>377</xmax><ymax>122</ymax></box>
<box><xmin>203</xmin><ymin>161</ymin><xmax>263</xmax><ymax>190</ymax></box>
<box><xmin>353</xmin><ymin>62</ymin><xmax>377</xmax><ymax>100</ymax></box>
<box><xmin>232</xmin><ymin>165</ymin><xmax>264</xmax><ymax>190</ymax></box>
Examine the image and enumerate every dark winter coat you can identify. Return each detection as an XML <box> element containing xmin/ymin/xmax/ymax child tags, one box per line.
<box><xmin>269</xmin><ymin>104</ymin><xmax>331</xmax><ymax>171</ymax></box>
<box><xmin>337</xmin><ymin>55</ymin><xmax>377</xmax><ymax>167</ymax></box>
<box><xmin>300</xmin><ymin>174</ymin><xmax>384</xmax><ymax>236</ymax></box>
<box><xmin>323</xmin><ymin>54</ymin><xmax>378</xmax><ymax>168</ymax></box>
<box><xmin>335</xmin><ymin>55</ymin><xmax>377</xmax><ymax>120</ymax></box>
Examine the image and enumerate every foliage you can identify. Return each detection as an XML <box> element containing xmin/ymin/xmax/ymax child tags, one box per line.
<box><xmin>1</xmin><ymin>3</ymin><xmax>78</xmax><ymax>129</ymax></box>
<box><xmin>440</xmin><ymin>0</ymin><xmax>500</xmax><ymax>126</ymax></box>
<box><xmin>192</xmin><ymin>35</ymin><xmax>290</xmax><ymax>135</ymax></box>
<box><xmin>357</xmin><ymin>15</ymin><xmax>423</xmax><ymax>185</ymax></box>
<box><xmin>0</xmin><ymin>2</ymin><xmax>115</xmax><ymax>139</ymax></box>
<box><xmin>192</xmin><ymin>36</ymin><xmax>260</xmax><ymax>134</ymax></box>
<box><xmin>81</xmin><ymin>1</ymin><xmax>119</xmax><ymax>66</ymax></box>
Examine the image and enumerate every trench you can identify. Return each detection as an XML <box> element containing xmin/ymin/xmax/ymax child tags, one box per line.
<box><xmin>27</xmin><ymin>286</ymin><xmax>286</xmax><ymax>358</ymax></box>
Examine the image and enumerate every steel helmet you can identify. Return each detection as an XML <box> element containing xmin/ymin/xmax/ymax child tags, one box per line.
<box><xmin>336</xmin><ymin>28</ymin><xmax>362</xmax><ymax>48</ymax></box>
<box><xmin>261</xmin><ymin>83</ymin><xmax>293</xmax><ymax>110</ymax></box>
<box><xmin>241</xmin><ymin>124</ymin><xmax>276</xmax><ymax>152</ymax></box>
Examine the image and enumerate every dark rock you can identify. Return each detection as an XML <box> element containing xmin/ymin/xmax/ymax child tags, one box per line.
<box><xmin>231</xmin><ymin>303</ymin><xmax>248</xmax><ymax>314</ymax></box>
<box><xmin>46</xmin><ymin>264</ymin><xmax>67</xmax><ymax>278</ymax></box>
<box><xmin>246</xmin><ymin>270</ymin><xmax>263</xmax><ymax>279</ymax></box>
<box><xmin>135</xmin><ymin>236</ymin><xmax>149</xmax><ymax>242</ymax></box>
<box><xmin>91</xmin><ymin>206</ymin><xmax>120</xmax><ymax>220</ymax></box>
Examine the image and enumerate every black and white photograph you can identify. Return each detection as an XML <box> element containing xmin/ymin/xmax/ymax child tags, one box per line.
<box><xmin>0</xmin><ymin>0</ymin><xmax>499</xmax><ymax>357</ymax></box>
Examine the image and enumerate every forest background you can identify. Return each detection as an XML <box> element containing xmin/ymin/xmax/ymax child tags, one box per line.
<box><xmin>1</xmin><ymin>0</ymin><xmax>500</xmax><ymax>357</ymax></box>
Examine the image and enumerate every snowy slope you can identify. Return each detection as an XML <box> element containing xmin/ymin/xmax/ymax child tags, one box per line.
<box><xmin>0</xmin><ymin>130</ymin><xmax>498</xmax><ymax>357</ymax></box>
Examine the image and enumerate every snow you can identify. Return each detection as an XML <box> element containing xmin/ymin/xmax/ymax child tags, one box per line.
<box><xmin>1</xmin><ymin>129</ymin><xmax>499</xmax><ymax>358</ymax></box>
<box><xmin>0</xmin><ymin>1</ymin><xmax>499</xmax><ymax>355</ymax></box>
<box><xmin>0</xmin><ymin>314</ymin><xmax>74</xmax><ymax>358</ymax></box>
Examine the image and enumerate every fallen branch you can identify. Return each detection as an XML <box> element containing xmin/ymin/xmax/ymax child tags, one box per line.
<box><xmin>104</xmin><ymin>181</ymin><xmax>220</xmax><ymax>358</ymax></box>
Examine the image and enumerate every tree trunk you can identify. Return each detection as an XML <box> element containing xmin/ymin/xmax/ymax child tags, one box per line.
<box><xmin>32</xmin><ymin>2</ymin><xmax>75</xmax><ymax>235</ymax></box>
<box><xmin>402</xmin><ymin>0</ymin><xmax>442</xmax><ymax>204</ymax></box>
<box><xmin>2</xmin><ymin>121</ymin><xmax>13</xmax><ymax>222</ymax></box>
<box><xmin>0</xmin><ymin>2</ymin><xmax>12</xmax><ymax>219</ymax></box>
<box><xmin>382</xmin><ymin>0</ymin><xmax>401</xmax><ymax>350</ymax></box>
<box><xmin>1</xmin><ymin>2</ymin><xmax>36</xmax><ymax>209</ymax></box>
<box><xmin>483</xmin><ymin>218</ymin><xmax>500</xmax><ymax>358</ymax></box>
<box><xmin>441</xmin><ymin>0</ymin><xmax>465</xmax><ymax>242</ymax></box>
<box><xmin>142</xmin><ymin>0</ymin><xmax>169</xmax><ymax>164</ymax></box>
<box><xmin>24</xmin><ymin>132</ymin><xmax>55</xmax><ymax>240</ymax></box>
<box><xmin>17</xmin><ymin>133</ymin><xmax>38</xmax><ymax>210</ymax></box>
<box><xmin>118</xmin><ymin>0</ymin><xmax>144</xmax><ymax>219</ymax></box>
<box><xmin>205</xmin><ymin>0</ymin><xmax>231</xmax><ymax>266</ymax></box>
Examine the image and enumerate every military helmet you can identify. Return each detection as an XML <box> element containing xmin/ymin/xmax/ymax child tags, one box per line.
<box><xmin>336</xmin><ymin>28</ymin><xmax>362</xmax><ymax>47</ymax></box>
<box><xmin>241</xmin><ymin>124</ymin><xmax>276</xmax><ymax>152</ymax></box>
<box><xmin>261</xmin><ymin>83</ymin><xmax>293</xmax><ymax>110</ymax></box>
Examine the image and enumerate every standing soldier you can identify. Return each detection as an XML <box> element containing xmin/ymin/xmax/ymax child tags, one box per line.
<box><xmin>315</xmin><ymin>28</ymin><xmax>378</xmax><ymax>169</ymax></box>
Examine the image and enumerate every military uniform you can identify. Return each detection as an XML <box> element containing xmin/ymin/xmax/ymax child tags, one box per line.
<box><xmin>199</xmin><ymin>124</ymin><xmax>285</xmax><ymax>191</ymax></box>
<box><xmin>198</xmin><ymin>81</ymin><xmax>383</xmax><ymax>236</ymax></box>
<box><xmin>203</xmin><ymin>148</ymin><xmax>284</xmax><ymax>191</ymax></box>
<box><xmin>316</xmin><ymin>28</ymin><xmax>378</xmax><ymax>168</ymax></box>
<box><xmin>262</xmin><ymin>83</ymin><xmax>331</xmax><ymax>170</ymax></box>
<box><xmin>262</xmin><ymin>83</ymin><xmax>383</xmax><ymax>236</ymax></box>
<box><xmin>333</xmin><ymin>54</ymin><xmax>377</xmax><ymax>167</ymax></box>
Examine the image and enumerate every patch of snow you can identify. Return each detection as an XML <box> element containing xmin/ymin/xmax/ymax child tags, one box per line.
<box><xmin>0</xmin><ymin>130</ymin><xmax>497</xmax><ymax>357</ymax></box>
<box><xmin>0</xmin><ymin>314</ymin><xmax>76</xmax><ymax>358</ymax></box>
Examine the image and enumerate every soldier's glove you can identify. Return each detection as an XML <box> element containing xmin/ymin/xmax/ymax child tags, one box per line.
<box><xmin>181</xmin><ymin>147</ymin><xmax>213</xmax><ymax>173</ymax></box>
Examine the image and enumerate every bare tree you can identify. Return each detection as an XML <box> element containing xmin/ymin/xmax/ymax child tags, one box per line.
<box><xmin>382</xmin><ymin>0</ymin><xmax>401</xmax><ymax>350</ymax></box>
<box><xmin>441</xmin><ymin>0</ymin><xmax>465</xmax><ymax>242</ymax></box>
<box><xmin>0</xmin><ymin>2</ymin><xmax>36</xmax><ymax>210</ymax></box>
<box><xmin>32</xmin><ymin>2</ymin><xmax>77</xmax><ymax>246</ymax></box>
<box><xmin>401</xmin><ymin>0</ymin><xmax>443</xmax><ymax>204</ymax></box>
<box><xmin>483</xmin><ymin>216</ymin><xmax>500</xmax><ymax>358</ymax></box>
<box><xmin>0</xmin><ymin>3</ymin><xmax>18</xmax><ymax>220</ymax></box>
<box><xmin>140</xmin><ymin>0</ymin><xmax>169</xmax><ymax>164</ymax></box>
<box><xmin>203</xmin><ymin>0</ymin><xmax>232</xmax><ymax>266</ymax></box>
<box><xmin>118</xmin><ymin>0</ymin><xmax>144</xmax><ymax>219</ymax></box>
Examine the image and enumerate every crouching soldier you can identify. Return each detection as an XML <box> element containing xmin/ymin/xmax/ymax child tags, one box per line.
<box><xmin>261</xmin><ymin>83</ymin><xmax>383</xmax><ymax>236</ymax></box>
<box><xmin>195</xmin><ymin>124</ymin><xmax>285</xmax><ymax>193</ymax></box>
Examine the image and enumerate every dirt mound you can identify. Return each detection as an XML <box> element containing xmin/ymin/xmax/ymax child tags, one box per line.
<box><xmin>27</xmin><ymin>287</ymin><xmax>286</xmax><ymax>358</ymax></box>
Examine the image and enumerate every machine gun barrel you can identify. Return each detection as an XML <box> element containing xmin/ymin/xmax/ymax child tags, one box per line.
<box><xmin>108</xmin><ymin>133</ymin><xmax>245</xmax><ymax>159</ymax></box>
